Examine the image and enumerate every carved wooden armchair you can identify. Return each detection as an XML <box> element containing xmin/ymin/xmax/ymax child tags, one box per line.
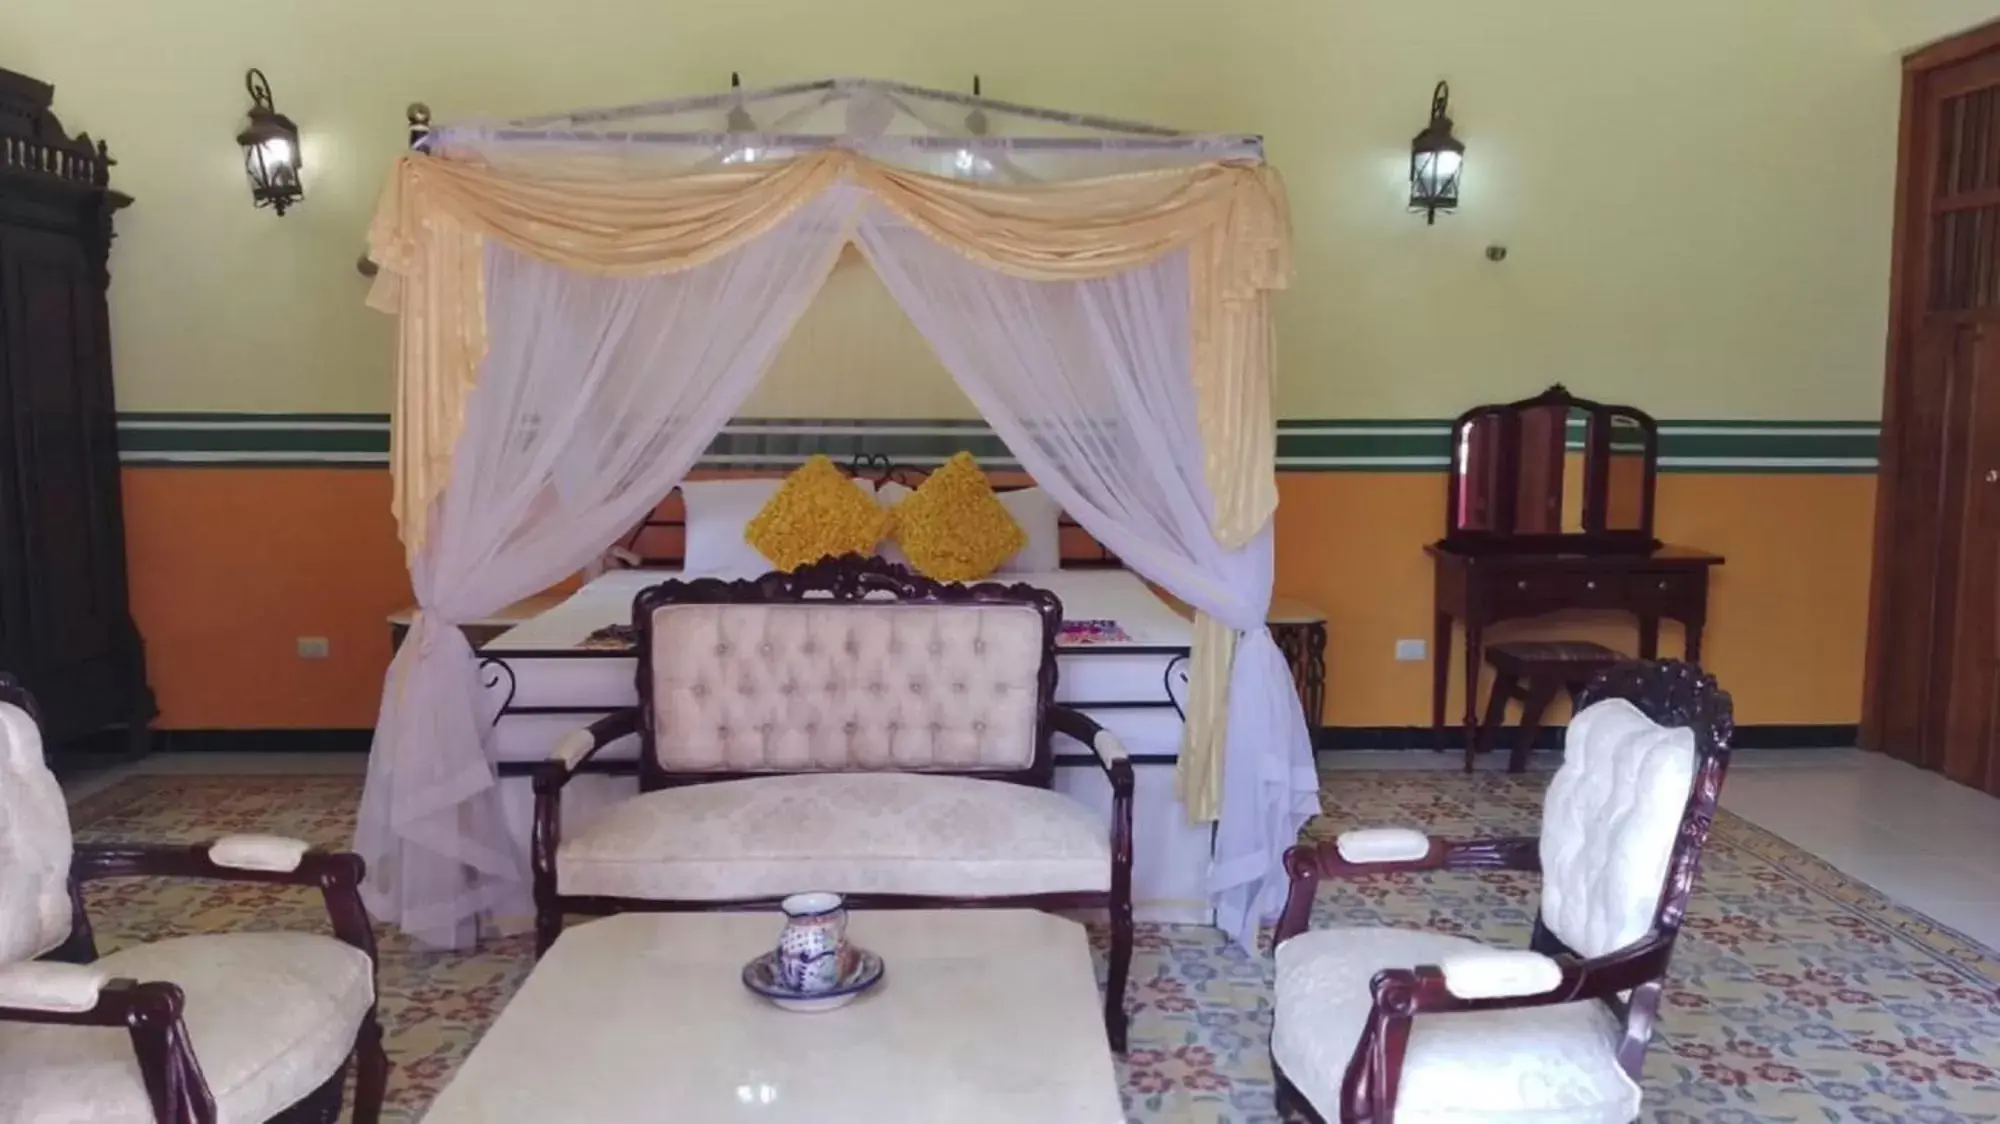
<box><xmin>1270</xmin><ymin>661</ymin><xmax>1732</xmax><ymax>1124</ymax></box>
<box><xmin>0</xmin><ymin>677</ymin><xmax>386</xmax><ymax>1124</ymax></box>
<box><xmin>531</xmin><ymin>555</ymin><xmax>1136</xmax><ymax>1049</ymax></box>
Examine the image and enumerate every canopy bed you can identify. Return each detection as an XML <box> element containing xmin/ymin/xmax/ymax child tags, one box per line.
<box><xmin>359</xmin><ymin>77</ymin><xmax>1309</xmax><ymax>950</ymax></box>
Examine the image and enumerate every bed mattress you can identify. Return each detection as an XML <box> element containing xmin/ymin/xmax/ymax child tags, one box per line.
<box><xmin>484</xmin><ymin>567</ymin><xmax>1194</xmax><ymax>721</ymax></box>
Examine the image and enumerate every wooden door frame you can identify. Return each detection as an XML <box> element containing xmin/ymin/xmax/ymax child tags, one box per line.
<box><xmin>1863</xmin><ymin>19</ymin><xmax>2000</xmax><ymax>750</ymax></box>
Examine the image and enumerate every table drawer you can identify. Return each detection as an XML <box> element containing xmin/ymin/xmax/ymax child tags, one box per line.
<box><xmin>1493</xmin><ymin>570</ymin><xmax>1627</xmax><ymax>609</ymax></box>
<box><xmin>1628</xmin><ymin>571</ymin><xmax>1700</xmax><ymax>608</ymax></box>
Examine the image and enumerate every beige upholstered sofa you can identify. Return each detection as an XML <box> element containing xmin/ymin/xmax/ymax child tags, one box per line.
<box><xmin>532</xmin><ymin>555</ymin><xmax>1136</xmax><ymax>1049</ymax></box>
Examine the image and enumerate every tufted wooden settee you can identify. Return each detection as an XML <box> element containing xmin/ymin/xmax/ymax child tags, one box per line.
<box><xmin>531</xmin><ymin>555</ymin><xmax>1136</xmax><ymax>1050</ymax></box>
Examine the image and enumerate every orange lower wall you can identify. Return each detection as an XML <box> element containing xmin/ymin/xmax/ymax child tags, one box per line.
<box><xmin>121</xmin><ymin>467</ymin><xmax>1874</xmax><ymax>730</ymax></box>
<box><xmin>122</xmin><ymin>469</ymin><xmax>411</xmax><ymax>729</ymax></box>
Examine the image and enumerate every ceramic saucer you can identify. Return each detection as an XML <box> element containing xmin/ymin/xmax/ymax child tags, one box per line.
<box><xmin>741</xmin><ymin>945</ymin><xmax>885</xmax><ymax>1013</ymax></box>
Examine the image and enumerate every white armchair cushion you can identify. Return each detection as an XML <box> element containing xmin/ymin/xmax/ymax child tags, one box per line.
<box><xmin>0</xmin><ymin>962</ymin><xmax>106</xmax><ymax>1013</ymax></box>
<box><xmin>0</xmin><ymin>932</ymin><xmax>373</xmax><ymax>1124</ymax></box>
<box><xmin>1274</xmin><ymin>927</ymin><xmax>1640</xmax><ymax>1124</ymax></box>
<box><xmin>208</xmin><ymin>833</ymin><xmax>310</xmax><ymax>873</ymax></box>
<box><xmin>0</xmin><ymin>702</ymin><xmax>75</xmax><ymax>963</ymax></box>
<box><xmin>1441</xmin><ymin>949</ymin><xmax>1565</xmax><ymax>1000</ymax></box>
<box><xmin>1542</xmin><ymin>699</ymin><xmax>1697</xmax><ymax>959</ymax></box>
<box><xmin>558</xmin><ymin>772</ymin><xmax>1110</xmax><ymax>900</ymax></box>
<box><xmin>1335</xmin><ymin>827</ymin><xmax>1431</xmax><ymax>864</ymax></box>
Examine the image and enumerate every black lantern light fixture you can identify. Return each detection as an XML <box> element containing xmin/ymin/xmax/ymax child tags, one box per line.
<box><xmin>1409</xmin><ymin>81</ymin><xmax>1463</xmax><ymax>225</ymax></box>
<box><xmin>238</xmin><ymin>68</ymin><xmax>303</xmax><ymax>215</ymax></box>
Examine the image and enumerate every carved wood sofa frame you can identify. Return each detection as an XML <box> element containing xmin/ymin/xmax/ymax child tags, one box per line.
<box><xmin>0</xmin><ymin>676</ymin><xmax>386</xmax><ymax>1124</ymax></box>
<box><xmin>1270</xmin><ymin>659</ymin><xmax>1733</xmax><ymax>1123</ymax></box>
<box><xmin>530</xmin><ymin>554</ymin><xmax>1137</xmax><ymax>1049</ymax></box>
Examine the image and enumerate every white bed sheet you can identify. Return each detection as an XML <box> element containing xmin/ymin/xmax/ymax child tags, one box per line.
<box><xmin>488</xmin><ymin>567</ymin><xmax>1193</xmax><ymax>650</ymax></box>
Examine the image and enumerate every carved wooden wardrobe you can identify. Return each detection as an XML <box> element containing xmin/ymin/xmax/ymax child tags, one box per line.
<box><xmin>0</xmin><ymin>66</ymin><xmax>153</xmax><ymax>752</ymax></box>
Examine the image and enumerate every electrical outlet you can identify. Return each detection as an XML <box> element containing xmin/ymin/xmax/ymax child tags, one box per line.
<box><xmin>1394</xmin><ymin>638</ymin><xmax>1426</xmax><ymax>662</ymax></box>
<box><xmin>297</xmin><ymin>636</ymin><xmax>331</xmax><ymax>660</ymax></box>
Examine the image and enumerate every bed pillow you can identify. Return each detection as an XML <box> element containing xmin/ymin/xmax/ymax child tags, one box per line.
<box><xmin>878</xmin><ymin>480</ymin><xmax>1063</xmax><ymax>573</ymax></box>
<box><xmin>888</xmin><ymin>452</ymin><xmax>1026</xmax><ymax>582</ymax></box>
<box><xmin>744</xmin><ymin>455</ymin><xmax>893</xmax><ymax>572</ymax></box>
<box><xmin>683</xmin><ymin>473</ymin><xmax>874</xmax><ymax>575</ymax></box>
<box><xmin>682</xmin><ymin>478</ymin><xmax>783</xmax><ymax>575</ymax></box>
<box><xmin>873</xmin><ymin>482</ymin><xmax>916</xmax><ymax>568</ymax></box>
<box><xmin>996</xmin><ymin>487</ymin><xmax>1063</xmax><ymax>573</ymax></box>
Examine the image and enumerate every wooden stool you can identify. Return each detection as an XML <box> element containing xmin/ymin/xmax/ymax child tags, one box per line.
<box><xmin>1471</xmin><ymin>641</ymin><xmax>1624</xmax><ymax>773</ymax></box>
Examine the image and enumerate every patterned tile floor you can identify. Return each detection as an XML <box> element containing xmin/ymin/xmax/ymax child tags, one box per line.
<box><xmin>62</xmin><ymin>770</ymin><xmax>2000</xmax><ymax>1123</ymax></box>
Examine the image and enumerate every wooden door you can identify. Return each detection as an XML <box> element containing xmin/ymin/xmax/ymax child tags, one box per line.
<box><xmin>1868</xmin><ymin>36</ymin><xmax>2000</xmax><ymax>794</ymax></box>
<box><xmin>0</xmin><ymin>223</ymin><xmax>137</xmax><ymax>741</ymax></box>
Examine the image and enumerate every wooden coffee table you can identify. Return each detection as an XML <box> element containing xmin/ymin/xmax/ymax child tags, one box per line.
<box><xmin>422</xmin><ymin>910</ymin><xmax>1124</xmax><ymax>1122</ymax></box>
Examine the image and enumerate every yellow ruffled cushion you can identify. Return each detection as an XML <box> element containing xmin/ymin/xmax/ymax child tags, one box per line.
<box><xmin>889</xmin><ymin>452</ymin><xmax>1026</xmax><ymax>581</ymax></box>
<box><xmin>744</xmin><ymin>456</ymin><xmax>892</xmax><ymax>572</ymax></box>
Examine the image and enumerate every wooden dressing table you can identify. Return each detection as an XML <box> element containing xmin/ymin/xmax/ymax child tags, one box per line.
<box><xmin>1427</xmin><ymin>386</ymin><xmax>1724</xmax><ymax>750</ymax></box>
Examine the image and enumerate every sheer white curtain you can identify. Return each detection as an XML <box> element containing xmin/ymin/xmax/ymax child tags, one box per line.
<box><xmin>855</xmin><ymin>210</ymin><xmax>1320</xmax><ymax>946</ymax></box>
<box><xmin>356</xmin><ymin>191</ymin><xmax>852</xmax><ymax>947</ymax></box>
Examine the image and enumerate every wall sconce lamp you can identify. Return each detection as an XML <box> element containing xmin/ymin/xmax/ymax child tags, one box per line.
<box><xmin>238</xmin><ymin>69</ymin><xmax>303</xmax><ymax>215</ymax></box>
<box><xmin>1409</xmin><ymin>81</ymin><xmax>1463</xmax><ymax>224</ymax></box>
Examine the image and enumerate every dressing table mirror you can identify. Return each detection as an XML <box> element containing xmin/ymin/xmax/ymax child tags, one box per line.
<box><xmin>1426</xmin><ymin>385</ymin><xmax>1724</xmax><ymax>750</ymax></box>
<box><xmin>1445</xmin><ymin>385</ymin><xmax>1658</xmax><ymax>552</ymax></box>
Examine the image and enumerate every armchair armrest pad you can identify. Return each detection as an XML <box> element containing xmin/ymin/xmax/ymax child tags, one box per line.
<box><xmin>1439</xmin><ymin>950</ymin><xmax>1564</xmax><ymax>1000</ymax></box>
<box><xmin>209</xmin><ymin>833</ymin><xmax>309</xmax><ymax>873</ymax></box>
<box><xmin>1336</xmin><ymin>827</ymin><xmax>1431</xmax><ymax>864</ymax></box>
<box><xmin>0</xmin><ymin>962</ymin><xmax>109</xmax><ymax>1013</ymax></box>
<box><xmin>553</xmin><ymin>728</ymin><xmax>596</xmax><ymax>769</ymax></box>
<box><xmin>548</xmin><ymin>710</ymin><xmax>639</xmax><ymax>774</ymax></box>
<box><xmin>1047</xmin><ymin>706</ymin><xmax>1130</xmax><ymax>776</ymax></box>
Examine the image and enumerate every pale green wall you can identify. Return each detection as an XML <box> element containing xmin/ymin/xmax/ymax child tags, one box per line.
<box><xmin>1</xmin><ymin>0</ymin><xmax>1901</xmax><ymax>419</ymax></box>
<box><xmin>1874</xmin><ymin>0</ymin><xmax>2000</xmax><ymax>49</ymax></box>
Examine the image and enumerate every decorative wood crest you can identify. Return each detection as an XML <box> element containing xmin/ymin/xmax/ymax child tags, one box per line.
<box><xmin>0</xmin><ymin>68</ymin><xmax>116</xmax><ymax>192</ymax></box>
<box><xmin>635</xmin><ymin>551</ymin><xmax>1066</xmax><ymax>626</ymax></box>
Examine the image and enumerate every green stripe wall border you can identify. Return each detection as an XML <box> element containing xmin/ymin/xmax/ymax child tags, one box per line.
<box><xmin>115</xmin><ymin>414</ymin><xmax>1880</xmax><ymax>473</ymax></box>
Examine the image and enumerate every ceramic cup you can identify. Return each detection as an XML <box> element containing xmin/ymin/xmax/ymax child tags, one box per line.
<box><xmin>777</xmin><ymin>891</ymin><xmax>848</xmax><ymax>994</ymax></box>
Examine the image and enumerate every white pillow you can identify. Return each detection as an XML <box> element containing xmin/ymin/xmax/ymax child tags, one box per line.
<box><xmin>873</xmin><ymin>480</ymin><xmax>1064</xmax><ymax>574</ymax></box>
<box><xmin>873</xmin><ymin>481</ymin><xmax>915</xmax><ymax>569</ymax></box>
<box><xmin>680</xmin><ymin>476</ymin><xmax>872</xmax><ymax>576</ymax></box>
<box><xmin>997</xmin><ymin>487</ymin><xmax>1063</xmax><ymax>574</ymax></box>
<box><xmin>681</xmin><ymin>479</ymin><xmax>780</xmax><ymax>576</ymax></box>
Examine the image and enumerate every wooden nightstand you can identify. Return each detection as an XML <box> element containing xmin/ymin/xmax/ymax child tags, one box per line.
<box><xmin>1268</xmin><ymin>597</ymin><xmax>1328</xmax><ymax>738</ymax></box>
<box><xmin>387</xmin><ymin>590</ymin><xmax>571</xmax><ymax>653</ymax></box>
<box><xmin>1153</xmin><ymin>590</ymin><xmax>1329</xmax><ymax>738</ymax></box>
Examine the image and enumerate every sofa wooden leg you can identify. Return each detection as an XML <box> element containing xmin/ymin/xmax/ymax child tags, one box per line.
<box><xmin>1104</xmin><ymin>901</ymin><xmax>1133</xmax><ymax>1053</ymax></box>
<box><xmin>535</xmin><ymin>908</ymin><xmax>563</xmax><ymax>960</ymax></box>
<box><xmin>351</xmin><ymin>1010</ymin><xmax>388</xmax><ymax>1124</ymax></box>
